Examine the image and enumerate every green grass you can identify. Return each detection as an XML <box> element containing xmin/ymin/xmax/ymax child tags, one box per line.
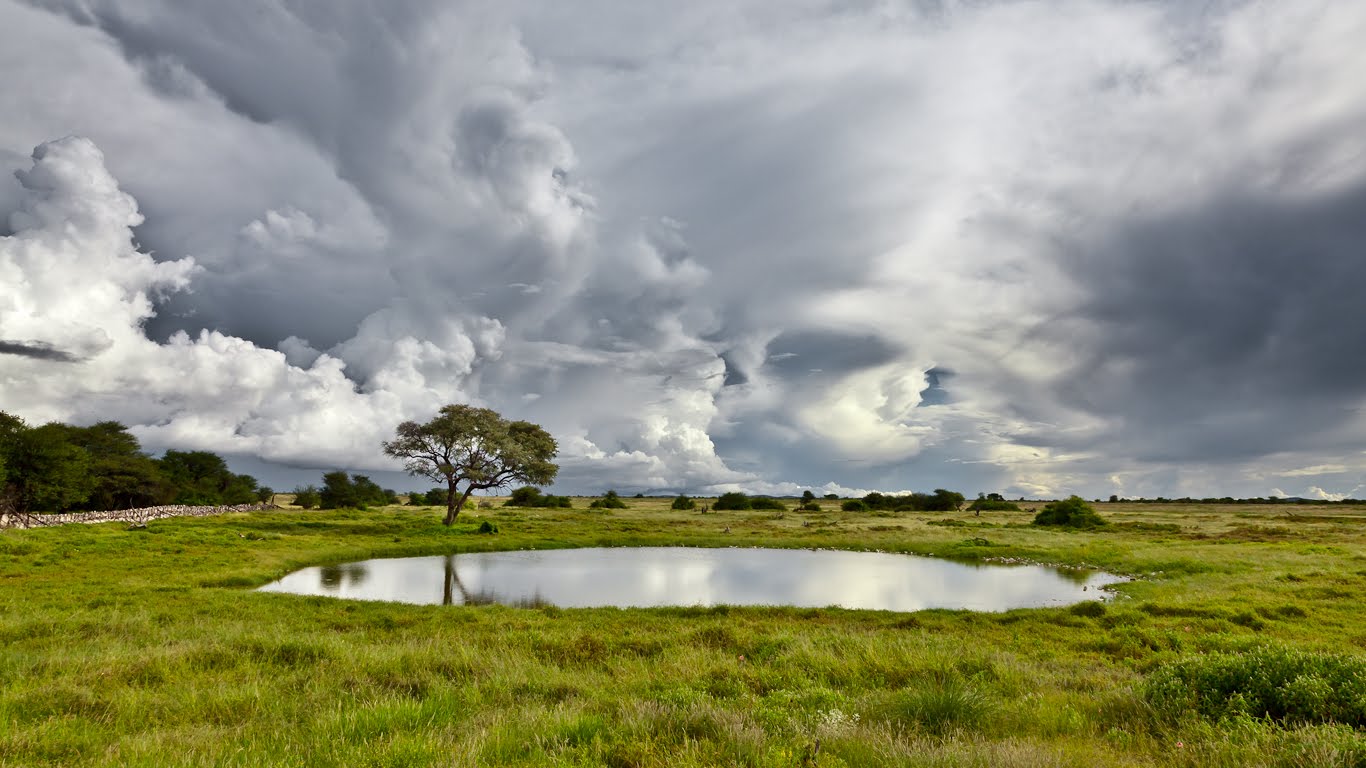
<box><xmin>1</xmin><ymin>500</ymin><xmax>1363</xmax><ymax>766</ymax></box>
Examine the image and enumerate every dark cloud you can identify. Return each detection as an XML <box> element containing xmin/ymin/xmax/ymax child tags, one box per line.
<box><xmin>0</xmin><ymin>339</ymin><xmax>80</xmax><ymax>362</ymax></box>
<box><xmin>1048</xmin><ymin>179</ymin><xmax>1366</xmax><ymax>462</ymax></box>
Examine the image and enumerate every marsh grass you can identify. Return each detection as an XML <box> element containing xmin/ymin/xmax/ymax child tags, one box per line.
<box><xmin>0</xmin><ymin>500</ymin><xmax>1363</xmax><ymax>765</ymax></box>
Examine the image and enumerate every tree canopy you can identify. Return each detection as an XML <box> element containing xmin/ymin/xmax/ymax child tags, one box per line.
<box><xmin>382</xmin><ymin>405</ymin><xmax>558</xmax><ymax>525</ymax></box>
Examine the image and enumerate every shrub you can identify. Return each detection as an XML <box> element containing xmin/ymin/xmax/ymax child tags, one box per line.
<box><xmin>713</xmin><ymin>492</ymin><xmax>751</xmax><ymax>510</ymax></box>
<box><xmin>799</xmin><ymin>501</ymin><xmax>821</xmax><ymax>511</ymax></box>
<box><xmin>1032</xmin><ymin>496</ymin><xmax>1107</xmax><ymax>528</ymax></box>
<box><xmin>477</xmin><ymin>520</ymin><xmax>499</xmax><ymax>534</ymax></box>
<box><xmin>842</xmin><ymin>500</ymin><xmax>869</xmax><ymax>512</ymax></box>
<box><xmin>671</xmin><ymin>495</ymin><xmax>696</xmax><ymax>510</ymax></box>
<box><xmin>1143</xmin><ymin>646</ymin><xmax>1366</xmax><ymax>726</ymax></box>
<box><xmin>749</xmin><ymin>497</ymin><xmax>787</xmax><ymax>511</ymax></box>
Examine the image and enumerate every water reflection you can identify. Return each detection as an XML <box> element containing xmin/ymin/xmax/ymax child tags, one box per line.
<box><xmin>259</xmin><ymin>547</ymin><xmax>1125</xmax><ymax>612</ymax></box>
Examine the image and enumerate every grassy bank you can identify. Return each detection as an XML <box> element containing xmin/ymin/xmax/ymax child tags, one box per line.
<box><xmin>1</xmin><ymin>500</ymin><xmax>1363</xmax><ymax>766</ymax></box>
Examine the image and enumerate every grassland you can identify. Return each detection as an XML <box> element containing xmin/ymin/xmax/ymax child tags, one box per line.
<box><xmin>0</xmin><ymin>499</ymin><xmax>1363</xmax><ymax>767</ymax></box>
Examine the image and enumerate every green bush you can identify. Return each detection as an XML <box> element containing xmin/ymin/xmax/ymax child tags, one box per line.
<box><xmin>1143</xmin><ymin>646</ymin><xmax>1366</xmax><ymax>726</ymax></box>
<box><xmin>713</xmin><ymin>492</ymin><xmax>751</xmax><ymax>510</ymax></box>
<box><xmin>1031</xmin><ymin>496</ymin><xmax>1107</xmax><ymax>528</ymax></box>
<box><xmin>477</xmin><ymin>520</ymin><xmax>499</xmax><ymax>534</ymax></box>
<box><xmin>749</xmin><ymin>497</ymin><xmax>787</xmax><ymax>511</ymax></box>
<box><xmin>841</xmin><ymin>500</ymin><xmax>869</xmax><ymax>512</ymax></box>
<box><xmin>799</xmin><ymin>500</ymin><xmax>821</xmax><ymax>511</ymax></box>
<box><xmin>671</xmin><ymin>495</ymin><xmax>695</xmax><ymax>510</ymax></box>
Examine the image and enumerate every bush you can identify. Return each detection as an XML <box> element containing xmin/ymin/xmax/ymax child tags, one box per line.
<box><xmin>671</xmin><ymin>495</ymin><xmax>696</xmax><ymax>510</ymax></box>
<box><xmin>842</xmin><ymin>500</ymin><xmax>869</xmax><ymax>512</ymax></box>
<box><xmin>1032</xmin><ymin>496</ymin><xmax>1107</xmax><ymax>528</ymax></box>
<box><xmin>1143</xmin><ymin>646</ymin><xmax>1366</xmax><ymax>726</ymax></box>
<box><xmin>749</xmin><ymin>497</ymin><xmax>787</xmax><ymax>511</ymax></box>
<box><xmin>713</xmin><ymin>492</ymin><xmax>751</xmax><ymax>510</ymax></box>
<box><xmin>477</xmin><ymin>520</ymin><xmax>499</xmax><ymax>534</ymax></box>
<box><xmin>799</xmin><ymin>501</ymin><xmax>821</xmax><ymax>511</ymax></box>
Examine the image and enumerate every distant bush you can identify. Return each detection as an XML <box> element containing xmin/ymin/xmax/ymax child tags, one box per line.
<box><xmin>671</xmin><ymin>495</ymin><xmax>695</xmax><ymax>510</ymax></box>
<box><xmin>824</xmin><ymin>493</ymin><xmax>840</xmax><ymax>500</ymax></box>
<box><xmin>713</xmin><ymin>492</ymin><xmax>751</xmax><ymax>510</ymax></box>
<box><xmin>1031</xmin><ymin>496</ymin><xmax>1107</xmax><ymax>528</ymax></box>
<box><xmin>1144</xmin><ymin>646</ymin><xmax>1366</xmax><ymax>727</ymax></box>
<box><xmin>842</xmin><ymin>500</ymin><xmax>869</xmax><ymax>512</ymax></box>
<box><xmin>749</xmin><ymin>497</ymin><xmax>787</xmax><ymax>511</ymax></box>
<box><xmin>590</xmin><ymin>489</ymin><xmax>625</xmax><ymax>508</ymax></box>
<box><xmin>858</xmin><ymin>489</ymin><xmax>966</xmax><ymax>513</ymax></box>
<box><xmin>799</xmin><ymin>500</ymin><xmax>821</xmax><ymax>511</ymax></box>
<box><xmin>477</xmin><ymin>520</ymin><xmax>499</xmax><ymax>535</ymax></box>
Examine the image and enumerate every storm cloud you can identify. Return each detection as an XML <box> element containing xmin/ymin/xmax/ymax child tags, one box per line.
<box><xmin>1</xmin><ymin>0</ymin><xmax>1364</xmax><ymax>498</ymax></box>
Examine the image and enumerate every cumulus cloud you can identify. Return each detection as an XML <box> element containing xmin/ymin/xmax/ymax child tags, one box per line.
<box><xmin>2</xmin><ymin>0</ymin><xmax>1364</xmax><ymax>497</ymax></box>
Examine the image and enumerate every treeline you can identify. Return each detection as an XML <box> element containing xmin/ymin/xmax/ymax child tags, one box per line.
<box><xmin>1106</xmin><ymin>495</ymin><xmax>1365</xmax><ymax>505</ymax></box>
<box><xmin>0</xmin><ymin>413</ymin><xmax>272</xmax><ymax>513</ymax></box>
<box><xmin>841</xmin><ymin>488</ymin><xmax>969</xmax><ymax>513</ymax></box>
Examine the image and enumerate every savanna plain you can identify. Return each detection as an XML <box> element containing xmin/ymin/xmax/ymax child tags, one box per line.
<box><xmin>1</xmin><ymin>499</ymin><xmax>1363</xmax><ymax>767</ymax></box>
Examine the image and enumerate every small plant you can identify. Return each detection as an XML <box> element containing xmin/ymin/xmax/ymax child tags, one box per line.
<box><xmin>1031</xmin><ymin>496</ymin><xmax>1107</xmax><ymax>528</ymax></box>
<box><xmin>671</xmin><ymin>495</ymin><xmax>696</xmax><ymax>510</ymax></box>
<box><xmin>800</xmin><ymin>500</ymin><xmax>821</xmax><ymax>511</ymax></box>
<box><xmin>880</xmin><ymin>678</ymin><xmax>995</xmax><ymax>735</ymax></box>
<box><xmin>477</xmin><ymin>520</ymin><xmax>499</xmax><ymax>534</ymax></box>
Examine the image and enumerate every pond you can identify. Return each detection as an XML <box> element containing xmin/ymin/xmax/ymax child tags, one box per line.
<box><xmin>257</xmin><ymin>547</ymin><xmax>1125</xmax><ymax>611</ymax></box>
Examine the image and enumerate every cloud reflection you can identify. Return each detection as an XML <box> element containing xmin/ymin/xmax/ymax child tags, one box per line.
<box><xmin>259</xmin><ymin>548</ymin><xmax>1123</xmax><ymax>612</ymax></box>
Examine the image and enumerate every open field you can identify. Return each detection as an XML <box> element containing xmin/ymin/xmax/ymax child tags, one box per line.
<box><xmin>1</xmin><ymin>500</ymin><xmax>1363</xmax><ymax>766</ymax></box>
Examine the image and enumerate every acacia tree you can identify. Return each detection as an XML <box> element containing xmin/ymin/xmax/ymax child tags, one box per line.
<box><xmin>382</xmin><ymin>405</ymin><xmax>558</xmax><ymax>525</ymax></box>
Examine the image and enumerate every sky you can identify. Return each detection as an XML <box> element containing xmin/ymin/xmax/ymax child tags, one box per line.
<box><xmin>2</xmin><ymin>0</ymin><xmax>1365</xmax><ymax>500</ymax></box>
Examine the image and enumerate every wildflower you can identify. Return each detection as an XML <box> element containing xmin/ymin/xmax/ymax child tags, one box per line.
<box><xmin>1176</xmin><ymin>741</ymin><xmax>1184</xmax><ymax>749</ymax></box>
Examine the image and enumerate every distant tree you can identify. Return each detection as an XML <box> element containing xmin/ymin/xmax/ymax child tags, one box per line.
<box><xmin>824</xmin><ymin>493</ymin><xmax>839</xmax><ymax>500</ymax></box>
<box><xmin>1032</xmin><ymin>496</ymin><xmax>1108</xmax><ymax>528</ymax></box>
<box><xmin>159</xmin><ymin>450</ymin><xmax>257</xmax><ymax>505</ymax></box>
<box><xmin>382</xmin><ymin>405</ymin><xmax>558</xmax><ymax>525</ymax></box>
<box><xmin>424</xmin><ymin>488</ymin><xmax>447</xmax><ymax>506</ymax></box>
<box><xmin>671</xmin><ymin>494</ymin><xmax>696</xmax><ymax>510</ymax></box>
<box><xmin>3</xmin><ymin>421</ymin><xmax>94</xmax><ymax>512</ymax></box>
<box><xmin>802</xmin><ymin>490</ymin><xmax>816</xmax><ymax>503</ymax></box>
<box><xmin>508</xmin><ymin>486</ymin><xmax>545</xmax><ymax>507</ymax></box>
<box><xmin>59</xmin><ymin>422</ymin><xmax>170</xmax><ymax>510</ymax></box>
<box><xmin>256</xmin><ymin>487</ymin><xmax>275</xmax><ymax>504</ymax></box>
<box><xmin>589</xmin><ymin>490</ymin><xmax>627</xmax><ymax>509</ymax></box>
<box><xmin>713</xmin><ymin>492</ymin><xmax>751</xmax><ymax>510</ymax></box>
<box><xmin>1108</xmin><ymin>494</ymin><xmax>1119</xmax><ymax>503</ymax></box>
<box><xmin>292</xmin><ymin>485</ymin><xmax>320</xmax><ymax>509</ymax></box>
<box><xmin>842</xmin><ymin>499</ymin><xmax>869</xmax><ymax>512</ymax></box>
<box><xmin>319</xmin><ymin>471</ymin><xmax>358</xmax><ymax>509</ymax></box>
<box><xmin>749</xmin><ymin>497</ymin><xmax>787</xmax><ymax>511</ymax></box>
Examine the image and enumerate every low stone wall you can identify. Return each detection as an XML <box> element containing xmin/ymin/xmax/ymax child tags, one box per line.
<box><xmin>0</xmin><ymin>503</ymin><xmax>281</xmax><ymax>530</ymax></box>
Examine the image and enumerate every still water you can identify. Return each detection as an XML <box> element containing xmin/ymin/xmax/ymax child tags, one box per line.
<box><xmin>258</xmin><ymin>547</ymin><xmax>1124</xmax><ymax>611</ymax></box>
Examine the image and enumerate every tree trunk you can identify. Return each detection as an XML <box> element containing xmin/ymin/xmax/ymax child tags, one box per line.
<box><xmin>443</xmin><ymin>484</ymin><xmax>475</xmax><ymax>526</ymax></box>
